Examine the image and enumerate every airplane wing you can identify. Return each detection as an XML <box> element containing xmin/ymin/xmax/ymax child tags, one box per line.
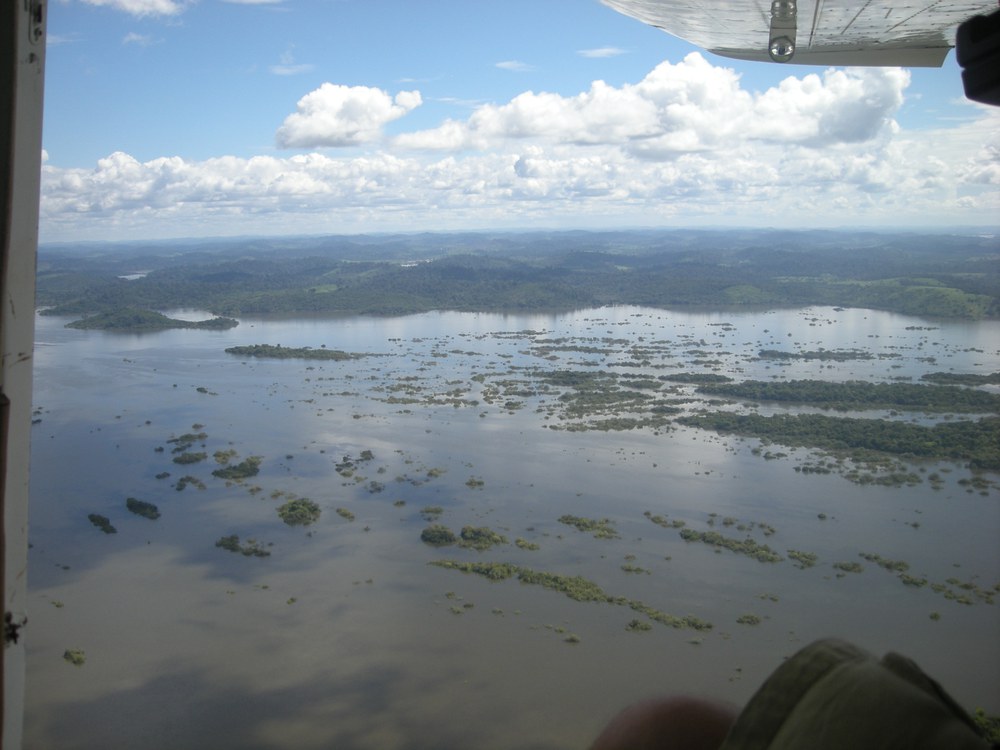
<box><xmin>602</xmin><ymin>0</ymin><xmax>998</xmax><ymax>66</ymax></box>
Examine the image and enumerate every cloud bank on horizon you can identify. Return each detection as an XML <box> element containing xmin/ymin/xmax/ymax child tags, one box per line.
<box><xmin>41</xmin><ymin>1</ymin><xmax>1000</xmax><ymax>242</ymax></box>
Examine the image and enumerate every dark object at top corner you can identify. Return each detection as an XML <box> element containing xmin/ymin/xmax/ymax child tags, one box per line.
<box><xmin>957</xmin><ymin>8</ymin><xmax>1000</xmax><ymax>106</ymax></box>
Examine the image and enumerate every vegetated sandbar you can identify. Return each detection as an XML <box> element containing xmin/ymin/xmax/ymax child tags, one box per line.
<box><xmin>67</xmin><ymin>307</ymin><xmax>237</xmax><ymax>332</ymax></box>
<box><xmin>224</xmin><ymin>344</ymin><xmax>377</xmax><ymax>360</ymax></box>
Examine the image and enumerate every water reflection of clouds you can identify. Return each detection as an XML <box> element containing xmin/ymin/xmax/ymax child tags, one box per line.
<box><xmin>27</xmin><ymin>304</ymin><xmax>1000</xmax><ymax>748</ymax></box>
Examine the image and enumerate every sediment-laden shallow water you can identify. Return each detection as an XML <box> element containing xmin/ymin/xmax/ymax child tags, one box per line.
<box><xmin>25</xmin><ymin>305</ymin><xmax>1000</xmax><ymax>749</ymax></box>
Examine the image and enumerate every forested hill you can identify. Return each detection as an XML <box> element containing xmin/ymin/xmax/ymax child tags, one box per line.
<box><xmin>36</xmin><ymin>229</ymin><xmax>1000</xmax><ymax>320</ymax></box>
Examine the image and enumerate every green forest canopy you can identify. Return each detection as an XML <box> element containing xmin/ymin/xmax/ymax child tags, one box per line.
<box><xmin>37</xmin><ymin>230</ymin><xmax>1000</xmax><ymax>322</ymax></box>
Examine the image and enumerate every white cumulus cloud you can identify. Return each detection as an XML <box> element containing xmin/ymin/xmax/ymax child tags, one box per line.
<box><xmin>38</xmin><ymin>55</ymin><xmax>998</xmax><ymax>241</ymax></box>
<box><xmin>276</xmin><ymin>84</ymin><xmax>422</xmax><ymax>148</ymax></box>
<box><xmin>747</xmin><ymin>67</ymin><xmax>909</xmax><ymax>146</ymax></box>
<box><xmin>395</xmin><ymin>53</ymin><xmax>908</xmax><ymax>158</ymax></box>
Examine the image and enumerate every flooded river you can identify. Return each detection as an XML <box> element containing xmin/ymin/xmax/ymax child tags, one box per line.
<box><xmin>25</xmin><ymin>305</ymin><xmax>1000</xmax><ymax>749</ymax></box>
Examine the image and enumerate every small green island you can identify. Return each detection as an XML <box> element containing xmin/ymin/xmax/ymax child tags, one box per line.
<box><xmin>277</xmin><ymin>498</ymin><xmax>321</xmax><ymax>526</ymax></box>
<box><xmin>63</xmin><ymin>649</ymin><xmax>86</xmax><ymax>667</ymax></box>
<box><xmin>66</xmin><ymin>307</ymin><xmax>237</xmax><ymax>332</ymax></box>
<box><xmin>224</xmin><ymin>344</ymin><xmax>366</xmax><ymax>361</ymax></box>
<box><xmin>215</xmin><ymin>535</ymin><xmax>271</xmax><ymax>557</ymax></box>
<box><xmin>87</xmin><ymin>513</ymin><xmax>117</xmax><ymax>534</ymax></box>
<box><xmin>125</xmin><ymin>497</ymin><xmax>160</xmax><ymax>520</ymax></box>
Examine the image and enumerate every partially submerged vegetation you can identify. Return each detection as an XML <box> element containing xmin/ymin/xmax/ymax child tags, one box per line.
<box><xmin>277</xmin><ymin>498</ymin><xmax>321</xmax><ymax>526</ymax></box>
<box><xmin>173</xmin><ymin>451</ymin><xmax>207</xmax><ymax>465</ymax></box>
<box><xmin>215</xmin><ymin>535</ymin><xmax>271</xmax><ymax>558</ymax></box>
<box><xmin>698</xmin><ymin>379</ymin><xmax>1000</xmax><ymax>413</ymax></box>
<box><xmin>558</xmin><ymin>515</ymin><xmax>619</xmax><ymax>539</ymax></box>
<box><xmin>212</xmin><ymin>456</ymin><xmax>262</xmax><ymax>481</ymax></box>
<box><xmin>678</xmin><ymin>529</ymin><xmax>783</xmax><ymax>563</ymax></box>
<box><xmin>678</xmin><ymin>413</ymin><xmax>1000</xmax><ymax>470</ymax></box>
<box><xmin>430</xmin><ymin>560</ymin><xmax>712</xmax><ymax>631</ymax></box>
<box><xmin>35</xmin><ymin>236</ymin><xmax>1000</xmax><ymax>726</ymax></box>
<box><xmin>63</xmin><ymin>649</ymin><xmax>86</xmax><ymax>666</ymax></box>
<box><xmin>421</xmin><ymin>525</ymin><xmax>457</xmax><ymax>546</ymax></box>
<box><xmin>125</xmin><ymin>498</ymin><xmax>159</xmax><ymax>520</ymax></box>
<box><xmin>458</xmin><ymin>526</ymin><xmax>508</xmax><ymax>551</ymax></box>
<box><xmin>87</xmin><ymin>514</ymin><xmax>116</xmax><ymax>534</ymax></box>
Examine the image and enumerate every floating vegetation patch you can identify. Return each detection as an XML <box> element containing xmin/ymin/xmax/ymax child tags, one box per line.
<box><xmin>787</xmin><ymin>550</ymin><xmax>818</xmax><ymax>569</ymax></box>
<box><xmin>859</xmin><ymin>552</ymin><xmax>909</xmax><ymax>572</ymax></box>
<box><xmin>458</xmin><ymin>526</ymin><xmax>508</xmax><ymax>551</ymax></box>
<box><xmin>430</xmin><ymin>560</ymin><xmax>712</xmax><ymax>631</ymax></box>
<box><xmin>854</xmin><ymin>555</ymin><xmax>996</xmax><ymax>604</ymax></box>
<box><xmin>175</xmin><ymin>475</ymin><xmax>206</xmax><ymax>491</ymax></box>
<box><xmin>932</xmin><ymin>578</ymin><xmax>998</xmax><ymax>606</ymax></box>
<box><xmin>679</xmin><ymin>529</ymin><xmax>782</xmax><ymax>563</ymax></box>
<box><xmin>626</xmin><ymin>600</ymin><xmax>713</xmax><ymax>631</ymax></box>
<box><xmin>626</xmin><ymin>619</ymin><xmax>653</xmax><ymax>632</ymax></box>
<box><xmin>173</xmin><ymin>451</ymin><xmax>207</xmax><ymax>465</ymax></box>
<box><xmin>335</xmin><ymin>508</ymin><xmax>356</xmax><ymax>521</ymax></box>
<box><xmin>644</xmin><ymin>511</ymin><xmax>686</xmax><ymax>529</ymax></box>
<box><xmin>842</xmin><ymin>469</ymin><xmax>922</xmax><ymax>487</ymax></box>
<box><xmin>515</xmin><ymin>538</ymin><xmax>540</xmax><ymax>551</ymax></box>
<box><xmin>212</xmin><ymin>456</ymin><xmax>262</xmax><ymax>481</ymax></box>
<box><xmin>736</xmin><ymin>614</ymin><xmax>762</xmax><ymax>625</ymax></box>
<box><xmin>215</xmin><ymin>535</ymin><xmax>271</xmax><ymax>558</ymax></box>
<box><xmin>973</xmin><ymin>710</ymin><xmax>1000</xmax><ymax>744</ymax></box>
<box><xmin>421</xmin><ymin>525</ymin><xmax>457</xmax><ymax>547</ymax></box>
<box><xmin>167</xmin><ymin>432</ymin><xmax>207</xmax><ymax>452</ymax></box>
<box><xmin>421</xmin><ymin>506</ymin><xmax>444</xmax><ymax>521</ymax></box>
<box><xmin>125</xmin><ymin>497</ymin><xmax>160</xmax><ymax>520</ymax></box>
<box><xmin>558</xmin><ymin>514</ymin><xmax>619</xmax><ymax>539</ymax></box>
<box><xmin>705</xmin><ymin>514</ymin><xmax>776</xmax><ymax>536</ymax></box>
<box><xmin>87</xmin><ymin>514</ymin><xmax>116</xmax><ymax>534</ymax></box>
<box><xmin>833</xmin><ymin>561</ymin><xmax>864</xmax><ymax>574</ymax></box>
<box><xmin>277</xmin><ymin>498</ymin><xmax>321</xmax><ymax>526</ymax></box>
<box><xmin>63</xmin><ymin>649</ymin><xmax>86</xmax><ymax>666</ymax></box>
<box><xmin>621</xmin><ymin>564</ymin><xmax>650</xmax><ymax>575</ymax></box>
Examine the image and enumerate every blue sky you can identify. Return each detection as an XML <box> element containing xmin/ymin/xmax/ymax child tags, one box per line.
<box><xmin>40</xmin><ymin>0</ymin><xmax>1000</xmax><ymax>242</ymax></box>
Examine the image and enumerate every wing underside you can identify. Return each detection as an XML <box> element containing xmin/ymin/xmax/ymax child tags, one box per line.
<box><xmin>602</xmin><ymin>0</ymin><xmax>998</xmax><ymax>66</ymax></box>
